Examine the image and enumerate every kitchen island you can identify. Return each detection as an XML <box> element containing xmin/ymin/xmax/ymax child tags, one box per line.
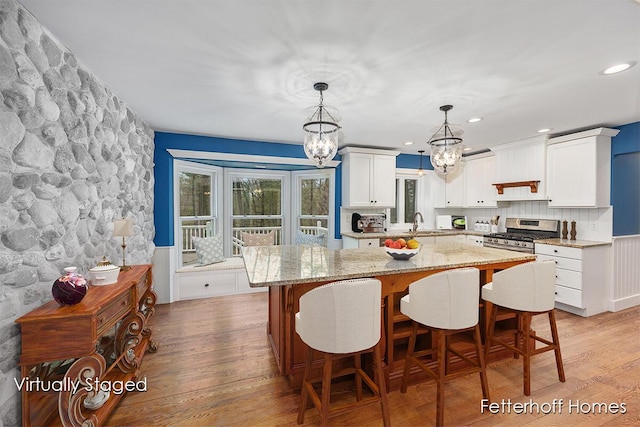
<box><xmin>242</xmin><ymin>242</ymin><xmax>536</xmax><ymax>389</ymax></box>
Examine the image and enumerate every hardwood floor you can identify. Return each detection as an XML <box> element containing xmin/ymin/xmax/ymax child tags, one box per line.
<box><xmin>106</xmin><ymin>293</ymin><xmax>640</xmax><ymax>426</ymax></box>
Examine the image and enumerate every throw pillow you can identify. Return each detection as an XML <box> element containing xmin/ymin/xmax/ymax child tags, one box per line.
<box><xmin>192</xmin><ymin>234</ymin><xmax>225</xmax><ymax>265</ymax></box>
<box><xmin>295</xmin><ymin>230</ymin><xmax>326</xmax><ymax>246</ymax></box>
<box><xmin>241</xmin><ymin>230</ymin><xmax>275</xmax><ymax>246</ymax></box>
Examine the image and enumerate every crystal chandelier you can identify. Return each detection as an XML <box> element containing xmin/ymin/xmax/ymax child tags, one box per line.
<box><xmin>428</xmin><ymin>105</ymin><xmax>463</xmax><ymax>175</ymax></box>
<box><xmin>303</xmin><ymin>82</ymin><xmax>341</xmax><ymax>168</ymax></box>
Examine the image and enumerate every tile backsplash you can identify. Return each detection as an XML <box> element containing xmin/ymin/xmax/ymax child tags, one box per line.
<box><xmin>436</xmin><ymin>201</ymin><xmax>613</xmax><ymax>242</ymax></box>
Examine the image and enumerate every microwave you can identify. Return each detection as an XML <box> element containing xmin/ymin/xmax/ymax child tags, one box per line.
<box><xmin>436</xmin><ymin>215</ymin><xmax>467</xmax><ymax>230</ymax></box>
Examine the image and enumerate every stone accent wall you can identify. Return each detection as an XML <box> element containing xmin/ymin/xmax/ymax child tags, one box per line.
<box><xmin>0</xmin><ymin>1</ymin><xmax>155</xmax><ymax>425</ymax></box>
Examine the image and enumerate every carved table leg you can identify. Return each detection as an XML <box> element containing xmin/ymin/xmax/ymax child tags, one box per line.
<box><xmin>58</xmin><ymin>354</ymin><xmax>106</xmax><ymax>427</ymax></box>
<box><xmin>140</xmin><ymin>288</ymin><xmax>159</xmax><ymax>353</ymax></box>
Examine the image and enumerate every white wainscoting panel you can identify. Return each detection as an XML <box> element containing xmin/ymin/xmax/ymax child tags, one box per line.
<box><xmin>610</xmin><ymin>235</ymin><xmax>640</xmax><ymax>312</ymax></box>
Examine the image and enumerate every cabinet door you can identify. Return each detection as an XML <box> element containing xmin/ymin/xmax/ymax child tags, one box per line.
<box><xmin>547</xmin><ymin>139</ymin><xmax>596</xmax><ymax>207</ymax></box>
<box><xmin>464</xmin><ymin>159</ymin><xmax>483</xmax><ymax>207</ymax></box>
<box><xmin>372</xmin><ymin>154</ymin><xmax>397</xmax><ymax>207</ymax></box>
<box><xmin>431</xmin><ymin>173</ymin><xmax>447</xmax><ymax>208</ymax></box>
<box><xmin>345</xmin><ymin>153</ymin><xmax>373</xmax><ymax>207</ymax></box>
<box><xmin>445</xmin><ymin>169</ymin><xmax>464</xmax><ymax>207</ymax></box>
<box><xmin>481</xmin><ymin>156</ymin><xmax>497</xmax><ymax>207</ymax></box>
<box><xmin>464</xmin><ymin>157</ymin><xmax>496</xmax><ymax>207</ymax></box>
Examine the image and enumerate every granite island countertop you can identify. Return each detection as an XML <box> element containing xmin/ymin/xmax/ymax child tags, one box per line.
<box><xmin>242</xmin><ymin>242</ymin><xmax>536</xmax><ymax>287</ymax></box>
<box><xmin>534</xmin><ymin>238</ymin><xmax>612</xmax><ymax>248</ymax></box>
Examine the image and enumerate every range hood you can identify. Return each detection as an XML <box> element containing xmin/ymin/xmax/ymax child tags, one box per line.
<box><xmin>490</xmin><ymin>135</ymin><xmax>548</xmax><ymax>201</ymax></box>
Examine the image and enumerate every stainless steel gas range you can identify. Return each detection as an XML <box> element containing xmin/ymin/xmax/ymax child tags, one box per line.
<box><xmin>482</xmin><ymin>218</ymin><xmax>560</xmax><ymax>253</ymax></box>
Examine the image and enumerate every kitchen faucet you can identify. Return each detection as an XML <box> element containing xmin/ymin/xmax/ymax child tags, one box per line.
<box><xmin>412</xmin><ymin>212</ymin><xmax>424</xmax><ymax>233</ymax></box>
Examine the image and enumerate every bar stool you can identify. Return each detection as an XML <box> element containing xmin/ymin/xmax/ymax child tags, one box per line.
<box><xmin>482</xmin><ymin>260</ymin><xmax>565</xmax><ymax>396</ymax></box>
<box><xmin>400</xmin><ymin>268</ymin><xmax>489</xmax><ymax>427</ymax></box>
<box><xmin>295</xmin><ymin>278</ymin><xmax>390</xmax><ymax>426</ymax></box>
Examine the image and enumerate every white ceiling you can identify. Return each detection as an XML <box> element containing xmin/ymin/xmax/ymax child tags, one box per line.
<box><xmin>19</xmin><ymin>0</ymin><xmax>640</xmax><ymax>154</ymax></box>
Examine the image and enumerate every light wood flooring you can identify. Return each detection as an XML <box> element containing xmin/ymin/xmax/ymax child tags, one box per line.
<box><xmin>106</xmin><ymin>293</ymin><xmax>640</xmax><ymax>426</ymax></box>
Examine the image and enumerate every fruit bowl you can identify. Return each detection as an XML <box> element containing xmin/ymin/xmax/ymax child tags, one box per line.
<box><xmin>385</xmin><ymin>245</ymin><xmax>420</xmax><ymax>260</ymax></box>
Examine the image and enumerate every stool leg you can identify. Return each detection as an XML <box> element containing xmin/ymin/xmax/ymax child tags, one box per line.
<box><xmin>549</xmin><ymin>310</ymin><xmax>566</xmax><ymax>383</ymax></box>
<box><xmin>522</xmin><ymin>313</ymin><xmax>532</xmax><ymax>396</ymax></box>
<box><xmin>374</xmin><ymin>341</ymin><xmax>391</xmax><ymax>427</ymax></box>
<box><xmin>354</xmin><ymin>353</ymin><xmax>363</xmax><ymax>401</ymax></box>
<box><xmin>297</xmin><ymin>348</ymin><xmax>314</xmax><ymax>424</ymax></box>
<box><xmin>436</xmin><ymin>329</ymin><xmax>446</xmax><ymax>427</ymax></box>
<box><xmin>474</xmin><ymin>324</ymin><xmax>490</xmax><ymax>401</ymax></box>
<box><xmin>401</xmin><ymin>321</ymin><xmax>418</xmax><ymax>393</ymax></box>
<box><xmin>513</xmin><ymin>312</ymin><xmax>521</xmax><ymax>359</ymax></box>
<box><xmin>320</xmin><ymin>353</ymin><xmax>333</xmax><ymax>427</ymax></box>
<box><xmin>484</xmin><ymin>304</ymin><xmax>498</xmax><ymax>363</ymax></box>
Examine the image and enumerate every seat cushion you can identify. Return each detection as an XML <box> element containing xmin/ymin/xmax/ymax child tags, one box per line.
<box><xmin>192</xmin><ymin>234</ymin><xmax>225</xmax><ymax>266</ymax></box>
<box><xmin>241</xmin><ymin>231</ymin><xmax>275</xmax><ymax>246</ymax></box>
<box><xmin>295</xmin><ymin>230</ymin><xmax>326</xmax><ymax>246</ymax></box>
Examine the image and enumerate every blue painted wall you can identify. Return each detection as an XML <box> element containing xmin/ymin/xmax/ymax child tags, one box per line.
<box><xmin>611</xmin><ymin>122</ymin><xmax>640</xmax><ymax>236</ymax></box>
<box><xmin>154</xmin><ymin>123</ymin><xmax>639</xmax><ymax>246</ymax></box>
<box><xmin>153</xmin><ymin>132</ymin><xmax>346</xmax><ymax>246</ymax></box>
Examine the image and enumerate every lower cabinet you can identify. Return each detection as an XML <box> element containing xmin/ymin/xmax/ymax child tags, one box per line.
<box><xmin>342</xmin><ymin>235</ymin><xmax>381</xmax><ymax>249</ymax></box>
<box><xmin>535</xmin><ymin>243</ymin><xmax>611</xmax><ymax>317</ymax></box>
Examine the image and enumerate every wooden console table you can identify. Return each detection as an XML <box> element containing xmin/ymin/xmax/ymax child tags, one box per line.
<box><xmin>16</xmin><ymin>264</ymin><xmax>158</xmax><ymax>427</ymax></box>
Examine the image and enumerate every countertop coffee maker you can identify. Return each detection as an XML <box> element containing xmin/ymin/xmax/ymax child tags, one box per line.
<box><xmin>351</xmin><ymin>213</ymin><xmax>386</xmax><ymax>233</ymax></box>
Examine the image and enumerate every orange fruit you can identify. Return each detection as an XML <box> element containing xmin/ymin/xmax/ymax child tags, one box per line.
<box><xmin>396</xmin><ymin>238</ymin><xmax>407</xmax><ymax>248</ymax></box>
<box><xmin>407</xmin><ymin>239</ymin><xmax>419</xmax><ymax>249</ymax></box>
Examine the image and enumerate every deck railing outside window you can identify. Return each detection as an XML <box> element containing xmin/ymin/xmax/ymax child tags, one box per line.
<box><xmin>181</xmin><ymin>223</ymin><xmax>328</xmax><ymax>257</ymax></box>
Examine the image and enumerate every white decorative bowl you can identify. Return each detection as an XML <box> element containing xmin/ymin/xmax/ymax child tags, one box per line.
<box><xmin>88</xmin><ymin>260</ymin><xmax>121</xmax><ymax>286</ymax></box>
<box><xmin>385</xmin><ymin>245</ymin><xmax>420</xmax><ymax>260</ymax></box>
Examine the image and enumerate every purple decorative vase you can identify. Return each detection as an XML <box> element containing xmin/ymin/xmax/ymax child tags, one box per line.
<box><xmin>52</xmin><ymin>267</ymin><xmax>88</xmax><ymax>306</ymax></box>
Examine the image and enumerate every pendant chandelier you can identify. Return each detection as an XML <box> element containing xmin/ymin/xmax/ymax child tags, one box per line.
<box><xmin>428</xmin><ymin>105</ymin><xmax>463</xmax><ymax>175</ymax></box>
<box><xmin>417</xmin><ymin>150</ymin><xmax>425</xmax><ymax>176</ymax></box>
<box><xmin>303</xmin><ymin>82</ymin><xmax>341</xmax><ymax>168</ymax></box>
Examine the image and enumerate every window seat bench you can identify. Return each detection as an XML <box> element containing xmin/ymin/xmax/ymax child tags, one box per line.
<box><xmin>174</xmin><ymin>257</ymin><xmax>266</xmax><ymax>300</ymax></box>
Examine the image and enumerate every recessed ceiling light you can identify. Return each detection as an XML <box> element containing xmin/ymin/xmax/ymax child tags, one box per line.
<box><xmin>537</xmin><ymin>128</ymin><xmax>552</xmax><ymax>133</ymax></box>
<box><xmin>467</xmin><ymin>117</ymin><xmax>483</xmax><ymax>123</ymax></box>
<box><xmin>404</xmin><ymin>141</ymin><xmax>414</xmax><ymax>146</ymax></box>
<box><xmin>463</xmin><ymin>147</ymin><xmax>473</xmax><ymax>151</ymax></box>
<box><xmin>601</xmin><ymin>61</ymin><xmax>636</xmax><ymax>75</ymax></box>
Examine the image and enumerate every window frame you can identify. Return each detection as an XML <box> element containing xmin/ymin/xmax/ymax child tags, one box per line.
<box><xmin>224</xmin><ymin>169</ymin><xmax>291</xmax><ymax>257</ymax></box>
<box><xmin>173</xmin><ymin>160</ymin><xmax>223</xmax><ymax>266</ymax></box>
<box><xmin>291</xmin><ymin>169</ymin><xmax>336</xmax><ymax>247</ymax></box>
<box><xmin>390</xmin><ymin>170</ymin><xmax>422</xmax><ymax>229</ymax></box>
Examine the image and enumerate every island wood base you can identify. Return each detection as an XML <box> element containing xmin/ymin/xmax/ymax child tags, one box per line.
<box><xmin>267</xmin><ymin>259</ymin><xmax>533</xmax><ymax>390</ymax></box>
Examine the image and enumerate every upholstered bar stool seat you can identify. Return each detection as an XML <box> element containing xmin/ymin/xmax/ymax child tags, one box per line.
<box><xmin>295</xmin><ymin>278</ymin><xmax>390</xmax><ymax>426</ymax></box>
<box><xmin>482</xmin><ymin>260</ymin><xmax>565</xmax><ymax>396</ymax></box>
<box><xmin>400</xmin><ymin>267</ymin><xmax>489</xmax><ymax>427</ymax></box>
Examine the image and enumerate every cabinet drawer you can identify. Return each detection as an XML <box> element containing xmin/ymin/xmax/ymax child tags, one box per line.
<box><xmin>179</xmin><ymin>271</ymin><xmax>236</xmax><ymax>299</ymax></box>
<box><xmin>96</xmin><ymin>291</ymin><xmax>132</xmax><ymax>335</ymax></box>
<box><xmin>135</xmin><ymin>272</ymin><xmax>149</xmax><ymax>300</ymax></box>
<box><xmin>536</xmin><ymin>254</ymin><xmax>582</xmax><ymax>272</ymax></box>
<box><xmin>555</xmin><ymin>268</ymin><xmax>582</xmax><ymax>290</ymax></box>
<box><xmin>359</xmin><ymin>238</ymin><xmax>381</xmax><ymax>248</ymax></box>
<box><xmin>555</xmin><ymin>285</ymin><xmax>583</xmax><ymax>308</ymax></box>
<box><xmin>536</xmin><ymin>244</ymin><xmax>582</xmax><ymax>260</ymax></box>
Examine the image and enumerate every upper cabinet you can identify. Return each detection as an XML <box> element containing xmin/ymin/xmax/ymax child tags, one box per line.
<box><xmin>339</xmin><ymin>147</ymin><xmax>399</xmax><ymax>208</ymax></box>
<box><xmin>546</xmin><ymin>128</ymin><xmax>619</xmax><ymax>208</ymax></box>
<box><xmin>490</xmin><ymin>136</ymin><xmax>548</xmax><ymax>201</ymax></box>
<box><xmin>464</xmin><ymin>155</ymin><xmax>497</xmax><ymax>207</ymax></box>
<box><xmin>431</xmin><ymin>166</ymin><xmax>465</xmax><ymax>208</ymax></box>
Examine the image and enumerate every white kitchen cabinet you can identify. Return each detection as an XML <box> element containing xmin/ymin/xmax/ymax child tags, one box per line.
<box><xmin>490</xmin><ymin>136</ymin><xmax>547</xmax><ymax>201</ymax></box>
<box><xmin>535</xmin><ymin>243</ymin><xmax>611</xmax><ymax>317</ymax></box>
<box><xmin>464</xmin><ymin>156</ymin><xmax>497</xmax><ymax>207</ymax></box>
<box><xmin>431</xmin><ymin>166</ymin><xmax>465</xmax><ymax>208</ymax></box>
<box><xmin>466</xmin><ymin>235</ymin><xmax>484</xmax><ymax>246</ymax></box>
<box><xmin>339</xmin><ymin>147</ymin><xmax>399</xmax><ymax>208</ymax></box>
<box><xmin>546</xmin><ymin>128</ymin><xmax>619</xmax><ymax>208</ymax></box>
<box><xmin>342</xmin><ymin>235</ymin><xmax>381</xmax><ymax>249</ymax></box>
